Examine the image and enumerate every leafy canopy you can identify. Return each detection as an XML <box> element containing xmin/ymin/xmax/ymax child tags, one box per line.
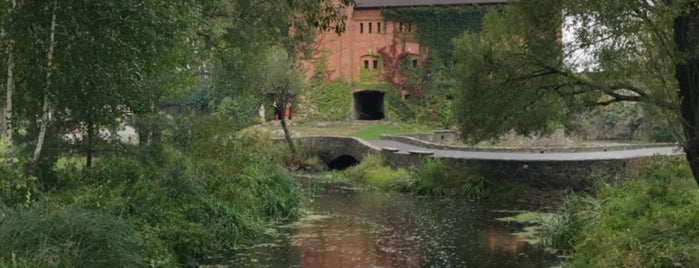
<box><xmin>452</xmin><ymin>0</ymin><xmax>687</xmax><ymax>143</ymax></box>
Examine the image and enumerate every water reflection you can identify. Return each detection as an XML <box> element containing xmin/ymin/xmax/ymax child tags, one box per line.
<box><xmin>225</xmin><ymin>183</ymin><xmax>558</xmax><ymax>268</ymax></box>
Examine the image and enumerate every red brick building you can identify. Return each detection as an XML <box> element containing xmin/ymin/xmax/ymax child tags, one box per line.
<box><xmin>304</xmin><ymin>0</ymin><xmax>507</xmax><ymax>83</ymax></box>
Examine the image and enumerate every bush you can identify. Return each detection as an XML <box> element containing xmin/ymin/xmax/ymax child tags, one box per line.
<box><xmin>0</xmin><ymin>208</ymin><xmax>142</xmax><ymax>267</ymax></box>
<box><xmin>30</xmin><ymin>114</ymin><xmax>304</xmax><ymax>266</ymax></box>
<box><xmin>0</xmin><ymin>161</ymin><xmax>37</xmax><ymax>206</ymax></box>
<box><xmin>410</xmin><ymin>158</ymin><xmax>452</xmax><ymax>195</ymax></box>
<box><xmin>541</xmin><ymin>157</ymin><xmax>699</xmax><ymax>267</ymax></box>
<box><xmin>345</xmin><ymin>154</ymin><xmax>411</xmax><ymax>190</ymax></box>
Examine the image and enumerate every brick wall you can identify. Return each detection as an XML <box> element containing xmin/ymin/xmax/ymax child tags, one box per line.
<box><xmin>304</xmin><ymin>5</ymin><xmax>423</xmax><ymax>83</ymax></box>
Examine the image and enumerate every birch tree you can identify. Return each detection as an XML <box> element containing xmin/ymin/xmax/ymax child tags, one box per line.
<box><xmin>3</xmin><ymin>0</ymin><xmax>17</xmax><ymax>158</ymax></box>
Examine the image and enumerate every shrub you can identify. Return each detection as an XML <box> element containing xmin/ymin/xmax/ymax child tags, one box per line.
<box><xmin>0</xmin><ymin>161</ymin><xmax>37</xmax><ymax>206</ymax></box>
<box><xmin>345</xmin><ymin>154</ymin><xmax>411</xmax><ymax>190</ymax></box>
<box><xmin>410</xmin><ymin>158</ymin><xmax>452</xmax><ymax>195</ymax></box>
<box><xmin>40</xmin><ymin>114</ymin><xmax>303</xmax><ymax>266</ymax></box>
<box><xmin>461</xmin><ymin>173</ymin><xmax>486</xmax><ymax>199</ymax></box>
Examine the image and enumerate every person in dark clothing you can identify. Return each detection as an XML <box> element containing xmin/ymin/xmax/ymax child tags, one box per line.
<box><xmin>273</xmin><ymin>100</ymin><xmax>282</xmax><ymax>120</ymax></box>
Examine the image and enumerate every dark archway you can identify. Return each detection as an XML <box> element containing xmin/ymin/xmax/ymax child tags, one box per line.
<box><xmin>327</xmin><ymin>155</ymin><xmax>360</xmax><ymax>170</ymax></box>
<box><xmin>353</xmin><ymin>90</ymin><xmax>385</xmax><ymax>120</ymax></box>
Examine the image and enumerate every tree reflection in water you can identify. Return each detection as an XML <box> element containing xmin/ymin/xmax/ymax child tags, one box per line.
<box><xmin>227</xmin><ymin>183</ymin><xmax>558</xmax><ymax>268</ymax></box>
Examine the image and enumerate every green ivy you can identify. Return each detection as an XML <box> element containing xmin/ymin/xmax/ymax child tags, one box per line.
<box><xmin>381</xmin><ymin>5</ymin><xmax>500</xmax><ymax>68</ymax></box>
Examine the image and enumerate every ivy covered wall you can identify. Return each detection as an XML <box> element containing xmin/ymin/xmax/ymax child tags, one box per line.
<box><xmin>381</xmin><ymin>5</ymin><xmax>500</xmax><ymax>69</ymax></box>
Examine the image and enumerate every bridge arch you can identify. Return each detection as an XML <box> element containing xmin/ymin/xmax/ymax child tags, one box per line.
<box><xmin>327</xmin><ymin>155</ymin><xmax>360</xmax><ymax>170</ymax></box>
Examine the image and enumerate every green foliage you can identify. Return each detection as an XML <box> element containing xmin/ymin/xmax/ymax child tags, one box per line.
<box><xmin>452</xmin><ymin>3</ymin><xmax>566</xmax><ymax>143</ymax></box>
<box><xmin>541</xmin><ymin>157</ymin><xmax>699</xmax><ymax>267</ymax></box>
<box><xmin>344</xmin><ymin>154</ymin><xmax>411</xmax><ymax>190</ymax></box>
<box><xmin>0</xmin><ymin>161</ymin><xmax>37</xmax><ymax>206</ymax></box>
<box><xmin>0</xmin><ymin>115</ymin><xmax>302</xmax><ymax>266</ymax></box>
<box><xmin>306</xmin><ymin>80</ymin><xmax>353</xmax><ymax>121</ymax></box>
<box><xmin>378</xmin><ymin>5</ymin><xmax>498</xmax><ymax>128</ymax></box>
<box><xmin>0</xmin><ymin>208</ymin><xmax>142</xmax><ymax>267</ymax></box>
<box><xmin>451</xmin><ymin>0</ymin><xmax>688</xmax><ymax>144</ymax></box>
<box><xmin>461</xmin><ymin>173</ymin><xmax>486</xmax><ymax>200</ymax></box>
<box><xmin>342</xmin><ymin>156</ymin><xmax>520</xmax><ymax>201</ymax></box>
<box><xmin>539</xmin><ymin>195</ymin><xmax>601</xmax><ymax>254</ymax></box>
<box><xmin>382</xmin><ymin>6</ymin><xmax>493</xmax><ymax>69</ymax></box>
<box><xmin>601</xmin><ymin>103</ymin><xmax>639</xmax><ymax>128</ymax></box>
<box><xmin>410</xmin><ymin>158</ymin><xmax>452</xmax><ymax>195</ymax></box>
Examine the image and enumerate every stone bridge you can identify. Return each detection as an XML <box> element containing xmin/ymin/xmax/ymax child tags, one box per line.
<box><xmin>295</xmin><ymin>135</ymin><xmax>682</xmax><ymax>190</ymax></box>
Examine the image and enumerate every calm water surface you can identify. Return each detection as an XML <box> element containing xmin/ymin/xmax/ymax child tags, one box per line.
<box><xmin>223</xmin><ymin>183</ymin><xmax>559</xmax><ymax>268</ymax></box>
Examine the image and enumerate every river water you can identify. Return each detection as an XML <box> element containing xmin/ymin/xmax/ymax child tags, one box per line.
<box><xmin>222</xmin><ymin>183</ymin><xmax>559</xmax><ymax>268</ymax></box>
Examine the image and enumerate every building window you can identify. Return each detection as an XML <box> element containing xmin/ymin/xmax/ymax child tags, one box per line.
<box><xmin>369</xmin><ymin>22</ymin><xmax>372</xmax><ymax>33</ymax></box>
<box><xmin>399</xmin><ymin>22</ymin><xmax>403</xmax><ymax>32</ymax></box>
<box><xmin>408</xmin><ymin>23</ymin><xmax>413</xmax><ymax>32</ymax></box>
<box><xmin>377</xmin><ymin>22</ymin><xmax>381</xmax><ymax>33</ymax></box>
<box><xmin>412</xmin><ymin>59</ymin><xmax>418</xmax><ymax>68</ymax></box>
<box><xmin>372</xmin><ymin>60</ymin><xmax>378</xmax><ymax>70</ymax></box>
<box><xmin>364</xmin><ymin>60</ymin><xmax>369</xmax><ymax>69</ymax></box>
<box><xmin>360</xmin><ymin>23</ymin><xmax>364</xmax><ymax>34</ymax></box>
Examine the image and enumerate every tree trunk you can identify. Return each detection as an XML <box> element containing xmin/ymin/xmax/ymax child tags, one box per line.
<box><xmin>31</xmin><ymin>0</ymin><xmax>58</xmax><ymax>170</ymax></box>
<box><xmin>86</xmin><ymin>122</ymin><xmax>94</xmax><ymax>168</ymax></box>
<box><xmin>280</xmin><ymin>117</ymin><xmax>295</xmax><ymax>154</ymax></box>
<box><xmin>674</xmin><ymin>5</ymin><xmax>699</xmax><ymax>186</ymax></box>
<box><xmin>3</xmin><ymin>0</ymin><xmax>17</xmax><ymax>159</ymax></box>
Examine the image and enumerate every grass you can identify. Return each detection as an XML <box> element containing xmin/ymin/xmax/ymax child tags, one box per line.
<box><xmin>349</xmin><ymin>123</ymin><xmax>431</xmax><ymax>140</ymax></box>
<box><xmin>249</xmin><ymin>120</ymin><xmax>433</xmax><ymax>140</ymax></box>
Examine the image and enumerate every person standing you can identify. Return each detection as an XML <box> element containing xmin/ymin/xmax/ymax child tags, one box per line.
<box><xmin>273</xmin><ymin>100</ymin><xmax>281</xmax><ymax>120</ymax></box>
<box><xmin>285</xmin><ymin>102</ymin><xmax>292</xmax><ymax>120</ymax></box>
<box><xmin>259</xmin><ymin>104</ymin><xmax>266</xmax><ymax>123</ymax></box>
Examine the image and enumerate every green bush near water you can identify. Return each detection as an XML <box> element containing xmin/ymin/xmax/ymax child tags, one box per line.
<box><xmin>345</xmin><ymin>154</ymin><xmax>412</xmax><ymax>190</ymax></box>
<box><xmin>540</xmin><ymin>157</ymin><xmax>699</xmax><ymax>267</ymax></box>
<box><xmin>0</xmin><ymin>115</ymin><xmax>302</xmax><ymax>267</ymax></box>
<box><xmin>343</xmin><ymin>155</ymin><xmax>520</xmax><ymax>200</ymax></box>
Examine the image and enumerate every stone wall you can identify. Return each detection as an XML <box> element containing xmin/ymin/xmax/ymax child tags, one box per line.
<box><xmin>381</xmin><ymin>134</ymin><xmax>677</xmax><ymax>153</ymax></box>
<box><xmin>294</xmin><ymin>136</ymin><xmax>668</xmax><ymax>191</ymax></box>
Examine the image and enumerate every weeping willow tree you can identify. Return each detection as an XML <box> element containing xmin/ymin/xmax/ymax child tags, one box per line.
<box><xmin>453</xmin><ymin>0</ymin><xmax>699</xmax><ymax>185</ymax></box>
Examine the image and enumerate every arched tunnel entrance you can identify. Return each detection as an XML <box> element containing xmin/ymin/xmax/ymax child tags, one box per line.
<box><xmin>353</xmin><ymin>90</ymin><xmax>385</xmax><ymax>120</ymax></box>
<box><xmin>327</xmin><ymin>155</ymin><xmax>360</xmax><ymax>170</ymax></box>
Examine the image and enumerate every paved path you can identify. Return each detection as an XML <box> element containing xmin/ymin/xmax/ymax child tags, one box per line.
<box><xmin>370</xmin><ymin>140</ymin><xmax>683</xmax><ymax>161</ymax></box>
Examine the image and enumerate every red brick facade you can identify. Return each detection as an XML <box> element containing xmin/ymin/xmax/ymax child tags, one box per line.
<box><xmin>303</xmin><ymin>0</ymin><xmax>508</xmax><ymax>85</ymax></box>
<box><xmin>303</xmin><ymin>4</ymin><xmax>423</xmax><ymax>83</ymax></box>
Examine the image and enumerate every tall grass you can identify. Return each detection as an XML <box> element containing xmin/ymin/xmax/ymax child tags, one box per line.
<box><xmin>345</xmin><ymin>154</ymin><xmax>411</xmax><ymax>190</ymax></box>
<box><xmin>0</xmin><ymin>114</ymin><xmax>303</xmax><ymax>267</ymax></box>
<box><xmin>540</xmin><ymin>157</ymin><xmax>699</xmax><ymax>267</ymax></box>
<box><xmin>0</xmin><ymin>208</ymin><xmax>142</xmax><ymax>267</ymax></box>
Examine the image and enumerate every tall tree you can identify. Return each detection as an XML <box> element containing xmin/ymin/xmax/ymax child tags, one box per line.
<box><xmin>453</xmin><ymin>0</ymin><xmax>699</xmax><ymax>185</ymax></box>
<box><xmin>30</xmin><ymin>0</ymin><xmax>57</xmax><ymax>170</ymax></box>
<box><xmin>674</xmin><ymin>3</ymin><xmax>699</xmax><ymax>185</ymax></box>
<box><xmin>30</xmin><ymin>0</ymin><xmax>196</xmax><ymax>167</ymax></box>
<box><xmin>195</xmin><ymin>0</ymin><xmax>350</xmax><ymax>130</ymax></box>
<box><xmin>3</xmin><ymin>0</ymin><xmax>17</xmax><ymax>158</ymax></box>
